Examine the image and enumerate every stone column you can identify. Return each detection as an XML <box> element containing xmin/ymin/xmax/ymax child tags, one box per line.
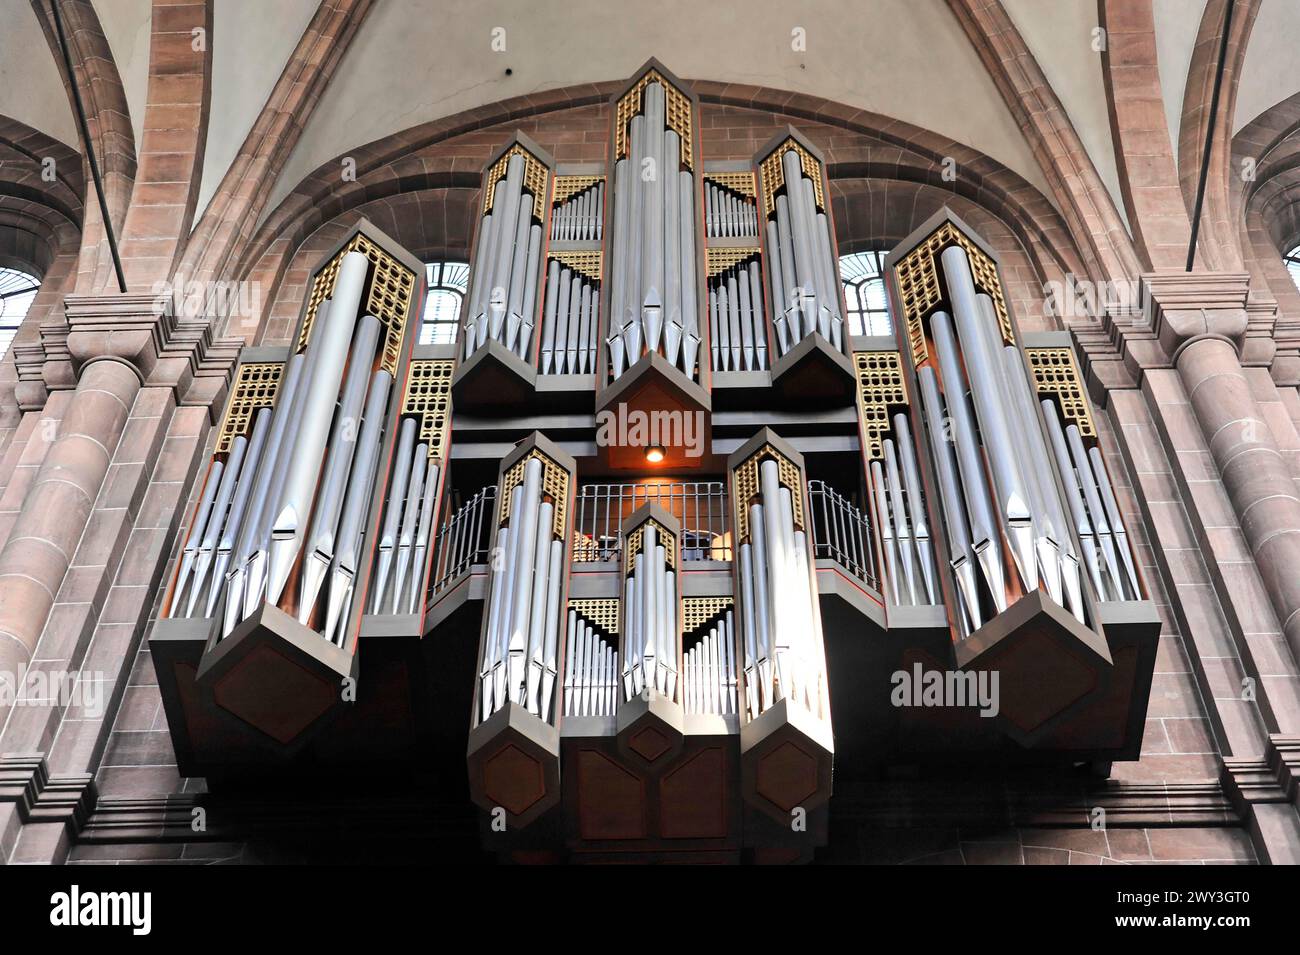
<box><xmin>1148</xmin><ymin>273</ymin><xmax>1300</xmax><ymax>660</ymax></box>
<box><xmin>0</xmin><ymin>358</ymin><xmax>140</xmax><ymax>680</ymax></box>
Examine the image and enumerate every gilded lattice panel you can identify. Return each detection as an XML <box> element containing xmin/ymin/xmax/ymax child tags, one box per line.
<box><xmin>298</xmin><ymin>232</ymin><xmax>417</xmax><ymax>376</ymax></box>
<box><xmin>705</xmin><ymin>246</ymin><xmax>761</xmax><ymax>277</ymax></box>
<box><xmin>624</xmin><ymin>519</ymin><xmax>677</xmax><ymax>574</ymax></box>
<box><xmin>499</xmin><ymin>449</ymin><xmax>570</xmax><ymax>538</ymax></box>
<box><xmin>704</xmin><ymin>172</ymin><xmax>756</xmax><ymax>197</ymax></box>
<box><xmin>215</xmin><ymin>362</ymin><xmax>282</xmax><ymax>454</ymax></box>
<box><xmin>683</xmin><ymin>596</ymin><xmax>734</xmax><ymax>634</ymax></box>
<box><xmin>615</xmin><ymin>70</ymin><xmax>694</xmax><ymax>170</ymax></box>
<box><xmin>757</xmin><ymin>139</ymin><xmax>826</xmax><ymax>219</ymax></box>
<box><xmin>550</xmin><ymin>250</ymin><xmax>603</xmax><ymax>282</ymax></box>
<box><xmin>401</xmin><ymin>360</ymin><xmax>453</xmax><ymax>460</ymax></box>
<box><xmin>1025</xmin><ymin>347</ymin><xmax>1095</xmax><ymax>439</ymax></box>
<box><xmin>731</xmin><ymin>446</ymin><xmax>805</xmax><ymax>544</ymax></box>
<box><xmin>552</xmin><ymin>175</ymin><xmax>603</xmax><ymax>206</ymax></box>
<box><xmin>892</xmin><ymin>221</ymin><xmax>1014</xmax><ymax>368</ymax></box>
<box><xmin>483</xmin><ymin>144</ymin><xmax>550</xmax><ymax>220</ymax></box>
<box><xmin>569</xmin><ymin>598</ymin><xmax>620</xmax><ymax>635</ymax></box>
<box><xmin>853</xmin><ymin>351</ymin><xmax>907</xmax><ymax>462</ymax></box>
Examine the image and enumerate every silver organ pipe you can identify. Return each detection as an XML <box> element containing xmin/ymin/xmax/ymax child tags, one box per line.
<box><xmin>550</xmin><ymin>181</ymin><xmax>603</xmax><ymax>242</ymax></box>
<box><xmin>704</xmin><ymin>181</ymin><xmax>758</xmax><ymax>239</ymax></box>
<box><xmin>476</xmin><ymin>452</ymin><xmax>569</xmax><ymax>725</ymax></box>
<box><xmin>539</xmin><ymin>263</ymin><xmax>599</xmax><ymax>375</ymax></box>
<box><xmin>706</xmin><ymin>256</ymin><xmax>767</xmax><ymax>372</ymax></box>
<box><xmin>683</xmin><ymin>610</ymin><xmax>738</xmax><ymax>716</ymax></box>
<box><xmin>734</xmin><ymin>450</ymin><xmax>829</xmax><ymax>722</ymax></box>
<box><xmin>562</xmin><ymin>609</ymin><xmax>618</xmax><ymax>718</ymax></box>
<box><xmin>465</xmin><ymin>148</ymin><xmax>548</xmax><ymax>363</ymax></box>
<box><xmin>297</xmin><ymin>312</ymin><xmax>383</xmax><ymax>623</ymax></box>
<box><xmin>606</xmin><ymin>81</ymin><xmax>699</xmax><ymax>383</ymax></box>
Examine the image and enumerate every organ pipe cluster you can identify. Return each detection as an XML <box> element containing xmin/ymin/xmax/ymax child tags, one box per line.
<box><xmin>464</xmin><ymin>146</ymin><xmax>549</xmax><ymax>364</ymax></box>
<box><xmin>704</xmin><ymin>180</ymin><xmax>757</xmax><ymax>239</ymax></box>
<box><xmin>169</xmin><ymin>250</ymin><xmax>413</xmax><ymax>648</ymax></box>
<box><xmin>368</xmin><ymin>420</ymin><xmax>441</xmax><ymax>617</ymax></box>
<box><xmin>683</xmin><ymin>609</ymin><xmax>738</xmax><ymax>716</ymax></box>
<box><xmin>758</xmin><ymin>140</ymin><xmax>844</xmax><ymax>358</ymax></box>
<box><xmin>551</xmin><ymin>181</ymin><xmax>604</xmax><ymax>242</ymax></box>
<box><xmin>889</xmin><ymin>222</ymin><xmax>1143</xmax><ymax>639</ymax></box>
<box><xmin>732</xmin><ymin>443</ymin><xmax>830</xmax><ymax>722</ymax></box>
<box><xmin>871</xmin><ymin>412</ymin><xmax>939</xmax><ymax>607</ymax></box>
<box><xmin>477</xmin><ymin>451</ymin><xmax>570</xmax><ymax>725</ymax></box>
<box><xmin>564</xmin><ymin>607</ymin><xmax>619</xmax><ymax>718</ymax></box>
<box><xmin>540</xmin><ymin>259</ymin><xmax>600</xmax><ymax>374</ymax></box>
<box><xmin>708</xmin><ymin>254</ymin><xmax>767</xmax><ymax>372</ymax></box>
<box><xmin>606</xmin><ymin>79</ymin><xmax>701</xmax><ymax>382</ymax></box>
<box><xmin>619</xmin><ymin>516</ymin><xmax>680</xmax><ymax>703</ymax></box>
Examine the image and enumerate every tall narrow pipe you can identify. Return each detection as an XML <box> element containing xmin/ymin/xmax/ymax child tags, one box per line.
<box><xmin>268</xmin><ymin>253</ymin><xmax>369</xmax><ymax>605</ymax></box>
<box><xmin>371</xmin><ymin>419</ymin><xmax>417</xmax><ymax>613</ymax></box>
<box><xmin>324</xmin><ymin>369</ymin><xmax>393</xmax><ymax>645</ymax></box>
<box><xmin>298</xmin><ymin>313</ymin><xmax>382</xmax><ymax>622</ymax></box>
<box><xmin>204</xmin><ymin>407</ymin><xmax>271</xmax><ymax>619</ymax></box>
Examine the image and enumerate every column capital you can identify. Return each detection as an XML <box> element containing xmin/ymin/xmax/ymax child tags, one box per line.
<box><xmin>1141</xmin><ymin>270</ymin><xmax>1251</xmax><ymax>360</ymax></box>
<box><xmin>58</xmin><ymin>293</ymin><xmax>243</xmax><ymax>418</ymax></box>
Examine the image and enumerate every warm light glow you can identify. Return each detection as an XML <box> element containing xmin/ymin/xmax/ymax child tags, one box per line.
<box><xmin>645</xmin><ymin>445</ymin><xmax>665</xmax><ymax>463</ymax></box>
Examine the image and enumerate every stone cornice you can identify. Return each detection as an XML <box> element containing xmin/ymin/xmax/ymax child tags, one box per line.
<box><xmin>0</xmin><ymin>754</ymin><xmax>97</xmax><ymax>831</ymax></box>
<box><xmin>19</xmin><ymin>293</ymin><xmax>247</xmax><ymax>420</ymax></box>
<box><xmin>1072</xmin><ymin>271</ymin><xmax>1257</xmax><ymax>405</ymax></box>
<box><xmin>1222</xmin><ymin>735</ymin><xmax>1300</xmax><ymax>808</ymax></box>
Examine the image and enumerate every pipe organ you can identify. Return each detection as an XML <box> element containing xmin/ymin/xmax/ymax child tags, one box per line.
<box><xmin>147</xmin><ymin>62</ymin><xmax>1160</xmax><ymax>865</ymax></box>
<box><xmin>540</xmin><ymin>253</ymin><xmax>601</xmax><ymax>375</ymax></box>
<box><xmin>467</xmin><ymin>434</ymin><xmax>576</xmax><ymax>827</ymax></box>
<box><xmin>158</xmin><ymin>222</ymin><xmax>430</xmax><ymax>750</ymax></box>
<box><xmin>707</xmin><ymin>248</ymin><xmax>767</xmax><ymax>372</ymax></box>
<box><xmin>878</xmin><ymin>210</ymin><xmax>1152</xmax><ymax>744</ymax></box>
<box><xmin>550</xmin><ymin>177</ymin><xmax>604</xmax><ymax>243</ymax></box>
<box><xmin>605</xmin><ymin>71</ymin><xmax>702</xmax><ymax>383</ymax></box>
<box><xmin>564</xmin><ymin>600</ymin><xmax>619</xmax><ymax>718</ymax></box>
<box><xmin>618</xmin><ymin>506</ymin><xmax>682</xmax><ymax>703</ymax></box>
<box><xmin>756</xmin><ymin>134</ymin><xmax>845</xmax><ymax>359</ymax></box>
<box><xmin>463</xmin><ymin>138</ymin><xmax>552</xmax><ymax>366</ymax></box>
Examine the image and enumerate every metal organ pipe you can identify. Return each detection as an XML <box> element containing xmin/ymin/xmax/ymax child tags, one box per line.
<box><xmin>297</xmin><ymin>312</ymin><xmax>382</xmax><ymax>622</ymax></box>
<box><xmin>930</xmin><ymin>311</ymin><xmax>1007</xmax><ymax>613</ymax></box>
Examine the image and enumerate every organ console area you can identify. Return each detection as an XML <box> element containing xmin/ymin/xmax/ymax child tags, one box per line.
<box><xmin>148</xmin><ymin>60</ymin><xmax>1159</xmax><ymax>863</ymax></box>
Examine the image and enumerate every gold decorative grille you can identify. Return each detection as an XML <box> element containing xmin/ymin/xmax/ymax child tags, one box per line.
<box><xmin>550</xmin><ymin>250</ymin><xmax>603</xmax><ymax>282</ymax></box>
<box><xmin>615</xmin><ymin>69</ymin><xmax>694</xmax><ymax>170</ymax></box>
<box><xmin>704</xmin><ymin>172</ymin><xmax>756</xmax><ymax>197</ymax></box>
<box><xmin>683</xmin><ymin>596</ymin><xmax>733</xmax><ymax>633</ymax></box>
<box><xmin>706</xmin><ymin>246</ymin><xmax>761</xmax><ymax>277</ymax></box>
<box><xmin>569</xmin><ymin>598</ymin><xmax>620</xmax><ymax>635</ymax></box>
<box><xmin>758</xmin><ymin>138</ymin><xmax>826</xmax><ymax>219</ymax></box>
<box><xmin>893</xmin><ymin>221</ymin><xmax>1014</xmax><ymax>368</ymax></box>
<box><xmin>483</xmin><ymin>144</ymin><xmax>550</xmax><ymax>220</ymax></box>
<box><xmin>215</xmin><ymin>362</ymin><xmax>283</xmax><ymax>454</ymax></box>
<box><xmin>401</xmin><ymin>359</ymin><xmax>454</xmax><ymax>460</ymax></box>
<box><xmin>552</xmin><ymin>175</ymin><xmax>603</xmax><ymax>206</ymax></box>
<box><xmin>853</xmin><ymin>351</ymin><xmax>907</xmax><ymax>462</ymax></box>
<box><xmin>499</xmin><ymin>449</ymin><xmax>570</xmax><ymax>538</ymax></box>
<box><xmin>624</xmin><ymin>518</ymin><xmax>677</xmax><ymax>574</ymax></box>
<box><xmin>298</xmin><ymin>232</ymin><xmax>417</xmax><ymax>376</ymax></box>
<box><xmin>1025</xmin><ymin>346</ymin><xmax>1095</xmax><ymax>439</ymax></box>
<box><xmin>731</xmin><ymin>445</ymin><xmax>805</xmax><ymax>544</ymax></box>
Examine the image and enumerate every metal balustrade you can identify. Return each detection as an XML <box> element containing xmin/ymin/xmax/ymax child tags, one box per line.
<box><xmin>807</xmin><ymin>480</ymin><xmax>877</xmax><ymax>589</ymax></box>
<box><xmin>572</xmin><ymin>481</ymin><xmax>731</xmax><ymax>562</ymax></box>
<box><xmin>431</xmin><ymin>479</ymin><xmax>874</xmax><ymax>596</ymax></box>
<box><xmin>430</xmin><ymin>485</ymin><xmax>497</xmax><ymax>595</ymax></box>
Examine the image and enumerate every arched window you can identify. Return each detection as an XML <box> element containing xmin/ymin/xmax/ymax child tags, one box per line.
<box><xmin>0</xmin><ymin>267</ymin><xmax>40</xmax><ymax>362</ymax></box>
<box><xmin>838</xmin><ymin>250</ymin><xmax>892</xmax><ymax>337</ymax></box>
<box><xmin>419</xmin><ymin>261</ymin><xmax>470</xmax><ymax>345</ymax></box>
<box><xmin>1285</xmin><ymin>245</ymin><xmax>1300</xmax><ymax>294</ymax></box>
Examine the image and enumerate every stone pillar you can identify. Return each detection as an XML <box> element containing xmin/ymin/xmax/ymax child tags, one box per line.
<box><xmin>1148</xmin><ymin>273</ymin><xmax>1300</xmax><ymax>659</ymax></box>
<box><xmin>0</xmin><ymin>359</ymin><xmax>140</xmax><ymax>680</ymax></box>
<box><xmin>0</xmin><ymin>293</ymin><xmax>238</xmax><ymax>733</ymax></box>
